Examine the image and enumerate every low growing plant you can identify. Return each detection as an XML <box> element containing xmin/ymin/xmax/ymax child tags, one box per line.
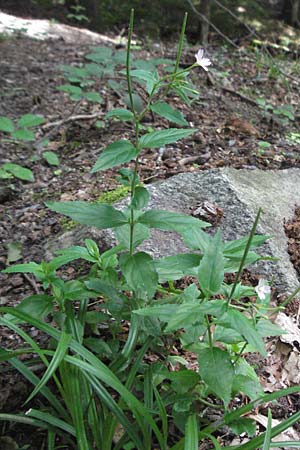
<box><xmin>1</xmin><ymin>11</ymin><xmax>300</xmax><ymax>450</ymax></box>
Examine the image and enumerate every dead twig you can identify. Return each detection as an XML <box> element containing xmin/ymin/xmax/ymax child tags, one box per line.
<box><xmin>222</xmin><ymin>86</ymin><xmax>259</xmax><ymax>107</ymax></box>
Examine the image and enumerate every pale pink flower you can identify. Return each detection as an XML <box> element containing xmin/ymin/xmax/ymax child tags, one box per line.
<box><xmin>195</xmin><ymin>49</ymin><xmax>212</xmax><ymax>71</ymax></box>
<box><xmin>255</xmin><ymin>279</ymin><xmax>271</xmax><ymax>300</ymax></box>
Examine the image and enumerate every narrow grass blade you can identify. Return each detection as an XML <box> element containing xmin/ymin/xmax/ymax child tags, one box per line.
<box><xmin>26</xmin><ymin>332</ymin><xmax>72</xmax><ymax>403</ymax></box>
<box><xmin>262</xmin><ymin>409</ymin><xmax>272</xmax><ymax>450</ymax></box>
<box><xmin>154</xmin><ymin>386</ymin><xmax>168</xmax><ymax>450</ymax></box>
<box><xmin>0</xmin><ymin>307</ymin><xmax>165</xmax><ymax>448</ymax></box>
<box><xmin>27</xmin><ymin>409</ymin><xmax>76</xmax><ymax>436</ymax></box>
<box><xmin>185</xmin><ymin>414</ymin><xmax>198</xmax><ymax>450</ymax></box>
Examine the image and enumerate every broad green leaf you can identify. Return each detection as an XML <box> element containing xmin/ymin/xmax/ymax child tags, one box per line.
<box><xmin>2</xmin><ymin>163</ymin><xmax>34</xmax><ymax>181</ymax></box>
<box><xmin>119</xmin><ymin>252</ymin><xmax>158</xmax><ymax>299</ymax></box>
<box><xmin>17</xmin><ymin>114</ymin><xmax>45</xmax><ymax>128</ymax></box>
<box><xmin>139</xmin><ymin>128</ymin><xmax>196</xmax><ymax>149</ymax></box>
<box><xmin>91</xmin><ymin>140</ymin><xmax>138</xmax><ymax>172</ymax></box>
<box><xmin>105</xmin><ymin>108</ymin><xmax>134</xmax><ymax>122</ymax></box>
<box><xmin>229</xmin><ymin>418</ymin><xmax>256</xmax><ymax>437</ymax></box>
<box><xmin>233</xmin><ymin>374</ymin><xmax>264</xmax><ymax>400</ymax></box>
<box><xmin>182</xmin><ymin>227</ymin><xmax>212</xmax><ymax>252</ymax></box>
<box><xmin>154</xmin><ymin>253</ymin><xmax>202</xmax><ymax>283</ymax></box>
<box><xmin>138</xmin><ymin>210</ymin><xmax>209</xmax><ymax>233</ymax></box>
<box><xmin>46</xmin><ymin>201</ymin><xmax>128</xmax><ymax>228</ymax></box>
<box><xmin>166</xmin><ymin>300</ymin><xmax>227</xmax><ymax>332</ymax></box>
<box><xmin>115</xmin><ymin>223</ymin><xmax>150</xmax><ymax>250</ymax></box>
<box><xmin>220</xmin><ymin>308</ymin><xmax>266</xmax><ymax>356</ymax></box>
<box><xmin>84</xmin><ymin>62</ymin><xmax>103</xmax><ymax>77</ymax></box>
<box><xmin>131</xmin><ymin>186</ymin><xmax>150</xmax><ymax>210</ymax></box>
<box><xmin>198</xmin><ymin>231</ymin><xmax>224</xmax><ymax>296</ymax></box>
<box><xmin>58</xmin><ymin>84</ymin><xmax>82</xmax><ymax>96</ymax></box>
<box><xmin>11</xmin><ymin>129</ymin><xmax>35</xmax><ymax>141</ymax></box>
<box><xmin>16</xmin><ymin>294</ymin><xmax>53</xmax><ymax>319</ymax></box>
<box><xmin>84</xmin><ymin>91</ymin><xmax>102</xmax><ymax>103</ymax></box>
<box><xmin>151</xmin><ymin>101</ymin><xmax>188</xmax><ymax>126</ymax></box>
<box><xmin>134</xmin><ymin>304</ymin><xmax>179</xmax><ymax>321</ymax></box>
<box><xmin>128</xmin><ymin>69</ymin><xmax>158</xmax><ymax>94</ymax></box>
<box><xmin>0</xmin><ymin>116</ymin><xmax>14</xmax><ymax>132</ymax></box>
<box><xmin>43</xmin><ymin>151</ymin><xmax>60</xmax><ymax>166</ymax></box>
<box><xmin>185</xmin><ymin>414</ymin><xmax>198</xmax><ymax>450</ymax></box>
<box><xmin>85</xmin><ymin>47</ymin><xmax>112</xmax><ymax>62</ymax></box>
<box><xmin>198</xmin><ymin>347</ymin><xmax>234</xmax><ymax>406</ymax></box>
<box><xmin>256</xmin><ymin>319</ymin><xmax>283</xmax><ymax>337</ymax></box>
<box><xmin>224</xmin><ymin>251</ymin><xmax>262</xmax><ymax>273</ymax></box>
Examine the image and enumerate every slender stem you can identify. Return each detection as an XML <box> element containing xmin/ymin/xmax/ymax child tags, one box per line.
<box><xmin>227</xmin><ymin>208</ymin><xmax>262</xmax><ymax>306</ymax></box>
<box><xmin>174</xmin><ymin>12</ymin><xmax>188</xmax><ymax>74</ymax></box>
<box><xmin>126</xmin><ymin>9</ymin><xmax>136</xmax><ymax>119</ymax></box>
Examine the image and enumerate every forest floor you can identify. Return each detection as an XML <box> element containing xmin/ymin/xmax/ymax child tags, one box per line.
<box><xmin>1</xmin><ymin>14</ymin><xmax>300</xmax><ymax>449</ymax></box>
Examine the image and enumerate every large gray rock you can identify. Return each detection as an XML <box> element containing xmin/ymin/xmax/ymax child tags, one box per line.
<box><xmin>46</xmin><ymin>168</ymin><xmax>300</xmax><ymax>295</ymax></box>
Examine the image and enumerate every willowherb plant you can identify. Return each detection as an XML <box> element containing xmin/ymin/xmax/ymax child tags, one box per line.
<box><xmin>1</xmin><ymin>10</ymin><xmax>300</xmax><ymax>450</ymax></box>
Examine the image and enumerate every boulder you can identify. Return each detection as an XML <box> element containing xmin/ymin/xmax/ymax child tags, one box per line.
<box><xmin>46</xmin><ymin>168</ymin><xmax>300</xmax><ymax>295</ymax></box>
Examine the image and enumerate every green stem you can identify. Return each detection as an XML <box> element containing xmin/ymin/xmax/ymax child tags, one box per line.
<box><xmin>174</xmin><ymin>12</ymin><xmax>188</xmax><ymax>74</ymax></box>
<box><xmin>126</xmin><ymin>9</ymin><xmax>136</xmax><ymax>119</ymax></box>
<box><xmin>227</xmin><ymin>208</ymin><xmax>262</xmax><ymax>306</ymax></box>
<box><xmin>205</xmin><ymin>315</ymin><xmax>213</xmax><ymax>348</ymax></box>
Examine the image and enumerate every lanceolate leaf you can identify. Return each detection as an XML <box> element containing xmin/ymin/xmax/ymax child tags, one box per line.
<box><xmin>139</xmin><ymin>128</ymin><xmax>197</xmax><ymax>149</ymax></box>
<box><xmin>151</xmin><ymin>101</ymin><xmax>188</xmax><ymax>126</ymax></box>
<box><xmin>198</xmin><ymin>231</ymin><xmax>224</xmax><ymax>296</ymax></box>
<box><xmin>46</xmin><ymin>201</ymin><xmax>128</xmax><ymax>229</ymax></box>
<box><xmin>198</xmin><ymin>347</ymin><xmax>234</xmax><ymax>406</ymax></box>
<box><xmin>154</xmin><ymin>253</ymin><xmax>202</xmax><ymax>283</ymax></box>
<box><xmin>119</xmin><ymin>252</ymin><xmax>158</xmax><ymax>299</ymax></box>
<box><xmin>138</xmin><ymin>210</ymin><xmax>209</xmax><ymax>233</ymax></box>
<box><xmin>185</xmin><ymin>414</ymin><xmax>198</xmax><ymax>450</ymax></box>
<box><xmin>91</xmin><ymin>140</ymin><xmax>138</xmax><ymax>172</ymax></box>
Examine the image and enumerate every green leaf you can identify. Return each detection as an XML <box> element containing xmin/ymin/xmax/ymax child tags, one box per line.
<box><xmin>139</xmin><ymin>128</ymin><xmax>196</xmax><ymax>149</ymax></box>
<box><xmin>262</xmin><ymin>409</ymin><xmax>272</xmax><ymax>450</ymax></box>
<box><xmin>151</xmin><ymin>101</ymin><xmax>188</xmax><ymax>126</ymax></box>
<box><xmin>2</xmin><ymin>163</ymin><xmax>34</xmax><ymax>181</ymax></box>
<box><xmin>229</xmin><ymin>418</ymin><xmax>256</xmax><ymax>437</ymax></box>
<box><xmin>119</xmin><ymin>252</ymin><xmax>158</xmax><ymax>299</ymax></box>
<box><xmin>46</xmin><ymin>201</ymin><xmax>128</xmax><ymax>229</ymax></box>
<box><xmin>223</xmin><ymin>234</ymin><xmax>269</xmax><ymax>255</ymax></box>
<box><xmin>43</xmin><ymin>151</ymin><xmax>60</xmax><ymax>166</ymax></box>
<box><xmin>85</xmin><ymin>47</ymin><xmax>112</xmax><ymax>62</ymax></box>
<box><xmin>128</xmin><ymin>69</ymin><xmax>158</xmax><ymax>94</ymax></box>
<box><xmin>2</xmin><ymin>262</ymin><xmax>42</xmax><ymax>275</ymax></box>
<box><xmin>185</xmin><ymin>414</ymin><xmax>198</xmax><ymax>450</ymax></box>
<box><xmin>16</xmin><ymin>294</ymin><xmax>53</xmax><ymax>319</ymax></box>
<box><xmin>154</xmin><ymin>253</ymin><xmax>202</xmax><ymax>283</ymax></box>
<box><xmin>6</xmin><ymin>241</ymin><xmax>23</xmax><ymax>263</ymax></box>
<box><xmin>105</xmin><ymin>108</ymin><xmax>134</xmax><ymax>122</ymax></box>
<box><xmin>26</xmin><ymin>332</ymin><xmax>72</xmax><ymax>403</ymax></box>
<box><xmin>91</xmin><ymin>140</ymin><xmax>138</xmax><ymax>172</ymax></box>
<box><xmin>17</xmin><ymin>114</ymin><xmax>45</xmax><ymax>128</ymax></box>
<box><xmin>0</xmin><ymin>168</ymin><xmax>12</xmax><ymax>179</ymax></box>
<box><xmin>198</xmin><ymin>231</ymin><xmax>224</xmax><ymax>296</ymax></box>
<box><xmin>122</xmin><ymin>93</ymin><xmax>144</xmax><ymax>114</ymax></box>
<box><xmin>198</xmin><ymin>347</ymin><xmax>234</xmax><ymax>406</ymax></box>
<box><xmin>0</xmin><ymin>116</ymin><xmax>15</xmax><ymax>132</ymax></box>
<box><xmin>220</xmin><ymin>308</ymin><xmax>266</xmax><ymax>356</ymax></box>
<box><xmin>84</xmin><ymin>91</ymin><xmax>102</xmax><ymax>103</ymax></box>
<box><xmin>11</xmin><ymin>129</ymin><xmax>35</xmax><ymax>141</ymax></box>
<box><xmin>58</xmin><ymin>84</ymin><xmax>82</xmax><ymax>96</ymax></box>
<box><xmin>165</xmin><ymin>300</ymin><xmax>226</xmax><ymax>332</ymax></box>
<box><xmin>138</xmin><ymin>210</ymin><xmax>209</xmax><ymax>233</ymax></box>
<box><xmin>182</xmin><ymin>227</ymin><xmax>212</xmax><ymax>252</ymax></box>
<box><xmin>131</xmin><ymin>186</ymin><xmax>150</xmax><ymax>210</ymax></box>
